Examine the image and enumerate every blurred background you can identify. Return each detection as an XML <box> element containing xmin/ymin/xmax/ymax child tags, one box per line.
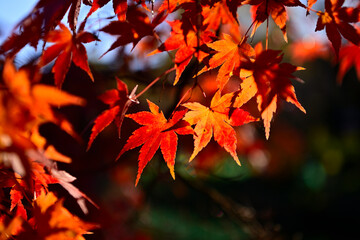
<box><xmin>1</xmin><ymin>1</ymin><xmax>360</xmax><ymax>240</ymax></box>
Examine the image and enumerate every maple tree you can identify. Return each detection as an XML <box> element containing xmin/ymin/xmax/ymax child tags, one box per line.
<box><xmin>0</xmin><ymin>0</ymin><xmax>359</xmax><ymax>239</ymax></box>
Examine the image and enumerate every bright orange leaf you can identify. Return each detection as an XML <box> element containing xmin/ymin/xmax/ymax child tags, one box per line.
<box><xmin>183</xmin><ymin>91</ymin><xmax>257</xmax><ymax>165</ymax></box>
<box><xmin>197</xmin><ymin>34</ymin><xmax>255</xmax><ymax>91</ymax></box>
<box><xmin>2</xmin><ymin>59</ymin><xmax>85</xmax><ymax>136</ymax></box>
<box><xmin>30</xmin><ymin>191</ymin><xmax>97</xmax><ymax>239</ymax></box>
<box><xmin>202</xmin><ymin>0</ymin><xmax>242</xmax><ymax>35</ymax></box>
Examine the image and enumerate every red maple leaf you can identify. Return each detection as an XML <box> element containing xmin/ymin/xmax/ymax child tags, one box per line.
<box><xmin>239</xmin><ymin>44</ymin><xmax>306</xmax><ymax>139</ymax></box>
<box><xmin>315</xmin><ymin>0</ymin><xmax>360</xmax><ymax>58</ymax></box>
<box><xmin>151</xmin><ymin>20</ymin><xmax>216</xmax><ymax>85</ymax></box>
<box><xmin>0</xmin><ymin>0</ymin><xmax>87</xmax><ymax>56</ymax></box>
<box><xmin>9</xmin><ymin>186</ymin><xmax>27</xmax><ymax>220</ymax></box>
<box><xmin>1</xmin><ymin>161</ymin><xmax>59</xmax><ymax>220</ymax></box>
<box><xmin>117</xmin><ymin>100</ymin><xmax>193</xmax><ymax>186</ymax></box>
<box><xmin>100</xmin><ymin>6</ymin><xmax>166</xmax><ymax>55</ymax></box>
<box><xmin>39</xmin><ymin>23</ymin><xmax>98</xmax><ymax>88</ymax></box>
<box><xmin>337</xmin><ymin>43</ymin><xmax>360</xmax><ymax>83</ymax></box>
<box><xmin>87</xmin><ymin>78</ymin><xmax>138</xmax><ymax>150</ymax></box>
<box><xmin>183</xmin><ymin>91</ymin><xmax>257</xmax><ymax>164</ymax></box>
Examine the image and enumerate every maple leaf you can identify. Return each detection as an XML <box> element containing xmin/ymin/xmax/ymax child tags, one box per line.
<box><xmin>202</xmin><ymin>0</ymin><xmax>241</xmax><ymax>35</ymax></box>
<box><xmin>183</xmin><ymin>91</ymin><xmax>257</xmax><ymax>164</ymax></box>
<box><xmin>0</xmin><ymin>161</ymin><xmax>59</xmax><ymax>220</ymax></box>
<box><xmin>100</xmin><ymin>6</ymin><xmax>166</xmax><ymax>55</ymax></box>
<box><xmin>117</xmin><ymin>100</ymin><xmax>193</xmax><ymax>186</ymax></box>
<box><xmin>27</xmin><ymin>149</ymin><xmax>98</xmax><ymax>214</ymax></box>
<box><xmin>0</xmin><ymin>216</ymin><xmax>23</xmax><ymax>238</ymax></box>
<box><xmin>245</xmin><ymin>0</ymin><xmax>305</xmax><ymax>42</ymax></box>
<box><xmin>315</xmin><ymin>0</ymin><xmax>360</xmax><ymax>58</ymax></box>
<box><xmin>39</xmin><ymin>23</ymin><xmax>98</xmax><ymax>88</ymax></box>
<box><xmin>197</xmin><ymin>34</ymin><xmax>255</xmax><ymax>91</ymax></box>
<box><xmin>239</xmin><ymin>44</ymin><xmax>306</xmax><ymax>139</ymax></box>
<box><xmin>151</xmin><ymin>20</ymin><xmax>216</xmax><ymax>85</ymax></box>
<box><xmin>337</xmin><ymin>43</ymin><xmax>360</xmax><ymax>84</ymax></box>
<box><xmin>2</xmin><ymin>59</ymin><xmax>85</xmax><ymax>139</ymax></box>
<box><xmin>30</xmin><ymin>191</ymin><xmax>97</xmax><ymax>239</ymax></box>
<box><xmin>87</xmin><ymin>78</ymin><xmax>139</xmax><ymax>150</ymax></box>
<box><xmin>10</xmin><ymin>185</ymin><xmax>27</xmax><ymax>220</ymax></box>
<box><xmin>0</xmin><ymin>0</ymin><xmax>84</xmax><ymax>56</ymax></box>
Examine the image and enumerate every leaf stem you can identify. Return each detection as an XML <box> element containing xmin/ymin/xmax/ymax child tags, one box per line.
<box><xmin>244</xmin><ymin>20</ymin><xmax>256</xmax><ymax>39</ymax></box>
<box><xmin>266</xmin><ymin>17</ymin><xmax>269</xmax><ymax>50</ymax></box>
<box><xmin>298</xmin><ymin>3</ymin><xmax>322</xmax><ymax>14</ymax></box>
<box><xmin>265</xmin><ymin>0</ymin><xmax>269</xmax><ymax>50</ymax></box>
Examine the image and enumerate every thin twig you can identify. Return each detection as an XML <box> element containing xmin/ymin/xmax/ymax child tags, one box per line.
<box><xmin>135</xmin><ymin>67</ymin><xmax>176</xmax><ymax>99</ymax></box>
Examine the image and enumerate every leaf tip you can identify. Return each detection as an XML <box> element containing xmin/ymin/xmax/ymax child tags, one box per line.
<box><xmin>234</xmin><ymin>156</ymin><xmax>241</xmax><ymax>166</ymax></box>
<box><xmin>265</xmin><ymin>131</ymin><xmax>270</xmax><ymax>140</ymax></box>
<box><xmin>188</xmin><ymin>152</ymin><xmax>196</xmax><ymax>163</ymax></box>
<box><xmin>168</xmin><ymin>164</ymin><xmax>175</xmax><ymax>180</ymax></box>
<box><xmin>86</xmin><ymin>141</ymin><xmax>92</xmax><ymax>152</ymax></box>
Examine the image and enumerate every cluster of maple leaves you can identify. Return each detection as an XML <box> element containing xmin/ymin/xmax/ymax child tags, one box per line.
<box><xmin>0</xmin><ymin>0</ymin><xmax>359</xmax><ymax>238</ymax></box>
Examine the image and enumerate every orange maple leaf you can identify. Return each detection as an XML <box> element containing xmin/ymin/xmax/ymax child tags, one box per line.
<box><xmin>117</xmin><ymin>100</ymin><xmax>193</xmax><ymax>186</ymax></box>
<box><xmin>30</xmin><ymin>191</ymin><xmax>97</xmax><ymax>239</ymax></box>
<box><xmin>2</xmin><ymin>59</ymin><xmax>85</xmax><ymax>136</ymax></box>
<box><xmin>239</xmin><ymin>44</ymin><xmax>306</xmax><ymax>139</ymax></box>
<box><xmin>315</xmin><ymin>0</ymin><xmax>360</xmax><ymax>58</ymax></box>
<box><xmin>202</xmin><ymin>0</ymin><xmax>245</xmax><ymax>41</ymax></box>
<box><xmin>39</xmin><ymin>23</ymin><xmax>98</xmax><ymax>88</ymax></box>
<box><xmin>0</xmin><ymin>216</ymin><xmax>23</xmax><ymax>238</ymax></box>
<box><xmin>87</xmin><ymin>78</ymin><xmax>138</xmax><ymax>150</ymax></box>
<box><xmin>197</xmin><ymin>34</ymin><xmax>255</xmax><ymax>91</ymax></box>
<box><xmin>183</xmin><ymin>91</ymin><xmax>257</xmax><ymax>165</ymax></box>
